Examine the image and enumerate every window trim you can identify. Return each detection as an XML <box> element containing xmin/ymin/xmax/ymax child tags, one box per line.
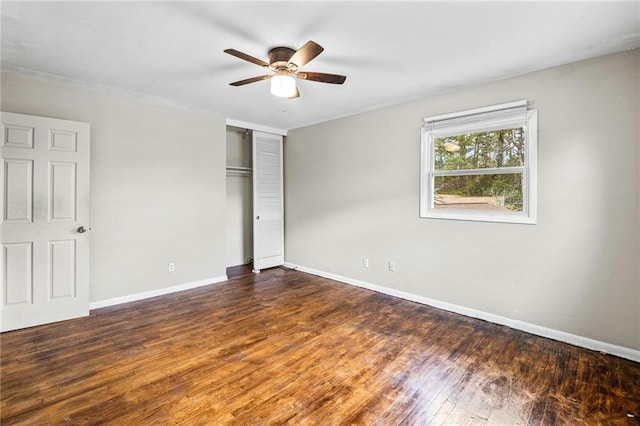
<box><xmin>420</xmin><ymin>103</ymin><xmax>538</xmax><ymax>224</ymax></box>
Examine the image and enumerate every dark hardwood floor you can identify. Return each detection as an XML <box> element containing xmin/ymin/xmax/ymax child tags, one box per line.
<box><xmin>2</xmin><ymin>266</ymin><xmax>639</xmax><ymax>425</ymax></box>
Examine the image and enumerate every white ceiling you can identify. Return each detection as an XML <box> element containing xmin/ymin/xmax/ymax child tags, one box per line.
<box><xmin>1</xmin><ymin>1</ymin><xmax>639</xmax><ymax>131</ymax></box>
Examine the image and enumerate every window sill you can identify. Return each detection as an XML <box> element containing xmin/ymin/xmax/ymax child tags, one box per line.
<box><xmin>421</xmin><ymin>209</ymin><xmax>536</xmax><ymax>225</ymax></box>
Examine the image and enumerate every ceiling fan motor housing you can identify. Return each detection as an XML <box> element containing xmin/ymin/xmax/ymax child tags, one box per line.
<box><xmin>269</xmin><ymin>47</ymin><xmax>297</xmax><ymax>72</ymax></box>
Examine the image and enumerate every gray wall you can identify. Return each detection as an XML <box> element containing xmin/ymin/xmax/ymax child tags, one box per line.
<box><xmin>285</xmin><ymin>50</ymin><xmax>640</xmax><ymax>351</ymax></box>
<box><xmin>1</xmin><ymin>73</ymin><xmax>227</xmax><ymax>303</ymax></box>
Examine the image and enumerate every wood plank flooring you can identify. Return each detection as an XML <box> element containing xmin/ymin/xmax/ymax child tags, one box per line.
<box><xmin>2</xmin><ymin>265</ymin><xmax>639</xmax><ymax>425</ymax></box>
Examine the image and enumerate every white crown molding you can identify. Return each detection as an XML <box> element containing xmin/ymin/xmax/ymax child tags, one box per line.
<box><xmin>1</xmin><ymin>68</ymin><xmax>221</xmax><ymax>117</ymax></box>
<box><xmin>283</xmin><ymin>262</ymin><xmax>640</xmax><ymax>363</ymax></box>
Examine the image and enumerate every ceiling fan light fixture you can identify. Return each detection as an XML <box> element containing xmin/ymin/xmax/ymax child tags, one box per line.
<box><xmin>225</xmin><ymin>41</ymin><xmax>346</xmax><ymax>99</ymax></box>
<box><xmin>271</xmin><ymin>72</ymin><xmax>296</xmax><ymax>98</ymax></box>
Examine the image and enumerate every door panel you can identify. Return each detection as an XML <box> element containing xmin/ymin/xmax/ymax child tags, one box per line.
<box><xmin>49</xmin><ymin>239</ymin><xmax>76</xmax><ymax>298</ymax></box>
<box><xmin>4</xmin><ymin>159</ymin><xmax>33</xmax><ymax>223</ymax></box>
<box><xmin>3</xmin><ymin>242</ymin><xmax>33</xmax><ymax>304</ymax></box>
<box><xmin>252</xmin><ymin>131</ymin><xmax>284</xmax><ymax>271</ymax></box>
<box><xmin>50</xmin><ymin>130</ymin><xmax>77</xmax><ymax>152</ymax></box>
<box><xmin>1</xmin><ymin>112</ymin><xmax>90</xmax><ymax>332</ymax></box>
<box><xmin>49</xmin><ymin>161</ymin><xmax>77</xmax><ymax>221</ymax></box>
<box><xmin>4</xmin><ymin>124</ymin><xmax>34</xmax><ymax>149</ymax></box>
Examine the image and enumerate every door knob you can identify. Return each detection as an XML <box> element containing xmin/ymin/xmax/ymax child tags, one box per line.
<box><xmin>77</xmin><ymin>226</ymin><xmax>87</xmax><ymax>233</ymax></box>
<box><xmin>256</xmin><ymin>215</ymin><xmax>260</xmax><ymax>220</ymax></box>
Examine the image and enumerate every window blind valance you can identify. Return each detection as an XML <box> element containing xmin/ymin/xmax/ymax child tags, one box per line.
<box><xmin>423</xmin><ymin>100</ymin><xmax>528</xmax><ymax>135</ymax></box>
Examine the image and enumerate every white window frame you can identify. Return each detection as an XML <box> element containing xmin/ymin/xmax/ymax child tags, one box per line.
<box><xmin>420</xmin><ymin>101</ymin><xmax>538</xmax><ymax>224</ymax></box>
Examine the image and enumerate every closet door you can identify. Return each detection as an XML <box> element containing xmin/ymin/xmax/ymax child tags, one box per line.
<box><xmin>252</xmin><ymin>131</ymin><xmax>283</xmax><ymax>271</ymax></box>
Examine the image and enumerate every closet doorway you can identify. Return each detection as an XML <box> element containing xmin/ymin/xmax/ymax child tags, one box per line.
<box><xmin>225</xmin><ymin>126</ymin><xmax>253</xmax><ymax>268</ymax></box>
<box><xmin>225</xmin><ymin>124</ymin><xmax>285</xmax><ymax>272</ymax></box>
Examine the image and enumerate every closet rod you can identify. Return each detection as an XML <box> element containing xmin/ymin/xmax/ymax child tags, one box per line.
<box><xmin>226</xmin><ymin>166</ymin><xmax>252</xmax><ymax>172</ymax></box>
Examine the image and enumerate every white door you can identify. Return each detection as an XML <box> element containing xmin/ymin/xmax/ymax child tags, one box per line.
<box><xmin>252</xmin><ymin>131</ymin><xmax>284</xmax><ymax>271</ymax></box>
<box><xmin>1</xmin><ymin>112</ymin><xmax>90</xmax><ymax>332</ymax></box>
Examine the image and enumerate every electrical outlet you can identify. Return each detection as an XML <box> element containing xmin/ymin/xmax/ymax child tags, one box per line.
<box><xmin>388</xmin><ymin>261</ymin><xmax>396</xmax><ymax>272</ymax></box>
<box><xmin>363</xmin><ymin>258</ymin><xmax>369</xmax><ymax>268</ymax></box>
<box><xmin>168</xmin><ymin>262</ymin><xmax>175</xmax><ymax>272</ymax></box>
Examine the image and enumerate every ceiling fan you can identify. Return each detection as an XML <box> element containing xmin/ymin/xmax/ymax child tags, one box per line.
<box><xmin>224</xmin><ymin>40</ymin><xmax>346</xmax><ymax>99</ymax></box>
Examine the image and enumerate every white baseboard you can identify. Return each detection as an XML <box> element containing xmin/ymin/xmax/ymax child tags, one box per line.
<box><xmin>284</xmin><ymin>262</ymin><xmax>640</xmax><ymax>363</ymax></box>
<box><xmin>89</xmin><ymin>275</ymin><xmax>228</xmax><ymax>310</ymax></box>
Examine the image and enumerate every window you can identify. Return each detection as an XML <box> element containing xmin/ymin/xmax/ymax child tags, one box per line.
<box><xmin>420</xmin><ymin>101</ymin><xmax>537</xmax><ymax>224</ymax></box>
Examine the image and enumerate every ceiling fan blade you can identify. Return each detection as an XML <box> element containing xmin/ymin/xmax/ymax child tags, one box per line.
<box><xmin>288</xmin><ymin>41</ymin><xmax>324</xmax><ymax>68</ymax></box>
<box><xmin>288</xmin><ymin>86</ymin><xmax>300</xmax><ymax>99</ymax></box>
<box><xmin>230</xmin><ymin>75</ymin><xmax>271</xmax><ymax>86</ymax></box>
<box><xmin>298</xmin><ymin>72</ymin><xmax>346</xmax><ymax>84</ymax></box>
<box><xmin>224</xmin><ymin>49</ymin><xmax>269</xmax><ymax>68</ymax></box>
